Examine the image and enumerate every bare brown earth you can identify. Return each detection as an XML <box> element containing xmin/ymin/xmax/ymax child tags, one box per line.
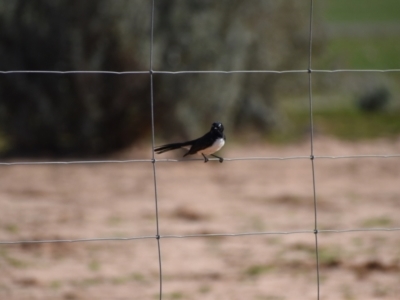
<box><xmin>0</xmin><ymin>137</ymin><xmax>399</xmax><ymax>300</ymax></box>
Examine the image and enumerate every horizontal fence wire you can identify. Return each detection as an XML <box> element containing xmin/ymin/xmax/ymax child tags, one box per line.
<box><xmin>2</xmin><ymin>228</ymin><xmax>400</xmax><ymax>245</ymax></box>
<box><xmin>1</xmin><ymin>69</ymin><xmax>400</xmax><ymax>75</ymax></box>
<box><xmin>0</xmin><ymin>154</ymin><xmax>399</xmax><ymax>166</ymax></box>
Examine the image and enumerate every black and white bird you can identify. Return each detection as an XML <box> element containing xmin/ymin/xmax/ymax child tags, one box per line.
<box><xmin>154</xmin><ymin>122</ymin><xmax>226</xmax><ymax>163</ymax></box>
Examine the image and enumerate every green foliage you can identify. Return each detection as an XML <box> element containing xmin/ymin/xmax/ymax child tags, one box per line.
<box><xmin>313</xmin><ymin>108</ymin><xmax>400</xmax><ymax>140</ymax></box>
<box><xmin>277</xmin><ymin>0</ymin><xmax>400</xmax><ymax>143</ymax></box>
<box><xmin>270</xmin><ymin>94</ymin><xmax>400</xmax><ymax>143</ymax></box>
<box><xmin>319</xmin><ymin>1</ymin><xmax>400</xmax><ymax>70</ymax></box>
<box><xmin>319</xmin><ymin>37</ymin><xmax>400</xmax><ymax>69</ymax></box>
<box><xmin>324</xmin><ymin>0</ymin><xmax>400</xmax><ymax>22</ymax></box>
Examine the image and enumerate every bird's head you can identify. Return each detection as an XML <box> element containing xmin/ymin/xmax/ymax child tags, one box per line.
<box><xmin>211</xmin><ymin>122</ymin><xmax>224</xmax><ymax>134</ymax></box>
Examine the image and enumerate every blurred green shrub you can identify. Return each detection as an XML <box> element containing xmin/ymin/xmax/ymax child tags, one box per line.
<box><xmin>0</xmin><ymin>0</ymin><xmax>315</xmax><ymax>157</ymax></box>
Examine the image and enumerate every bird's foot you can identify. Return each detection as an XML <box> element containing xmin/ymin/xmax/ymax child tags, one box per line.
<box><xmin>211</xmin><ymin>154</ymin><xmax>224</xmax><ymax>163</ymax></box>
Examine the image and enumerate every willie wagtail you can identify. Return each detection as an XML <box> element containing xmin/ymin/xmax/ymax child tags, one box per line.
<box><xmin>154</xmin><ymin>122</ymin><xmax>226</xmax><ymax>163</ymax></box>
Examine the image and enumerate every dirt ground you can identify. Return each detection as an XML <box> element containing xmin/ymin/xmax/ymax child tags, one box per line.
<box><xmin>0</xmin><ymin>137</ymin><xmax>399</xmax><ymax>300</ymax></box>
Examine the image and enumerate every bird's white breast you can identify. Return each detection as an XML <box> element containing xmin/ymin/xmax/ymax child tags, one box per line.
<box><xmin>200</xmin><ymin>138</ymin><xmax>225</xmax><ymax>155</ymax></box>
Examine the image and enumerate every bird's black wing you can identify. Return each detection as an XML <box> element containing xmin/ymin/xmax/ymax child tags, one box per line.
<box><xmin>184</xmin><ymin>132</ymin><xmax>215</xmax><ymax>156</ymax></box>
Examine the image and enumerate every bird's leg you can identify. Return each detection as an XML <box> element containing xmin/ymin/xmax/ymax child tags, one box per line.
<box><xmin>202</xmin><ymin>153</ymin><xmax>209</xmax><ymax>163</ymax></box>
<box><xmin>211</xmin><ymin>154</ymin><xmax>224</xmax><ymax>163</ymax></box>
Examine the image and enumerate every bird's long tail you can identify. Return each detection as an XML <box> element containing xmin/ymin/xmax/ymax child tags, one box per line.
<box><xmin>154</xmin><ymin>141</ymin><xmax>192</xmax><ymax>154</ymax></box>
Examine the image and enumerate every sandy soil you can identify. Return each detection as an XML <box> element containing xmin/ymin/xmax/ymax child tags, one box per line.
<box><xmin>0</xmin><ymin>137</ymin><xmax>399</xmax><ymax>300</ymax></box>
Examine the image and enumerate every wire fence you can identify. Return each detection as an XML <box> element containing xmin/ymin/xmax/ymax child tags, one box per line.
<box><xmin>1</xmin><ymin>0</ymin><xmax>400</xmax><ymax>299</ymax></box>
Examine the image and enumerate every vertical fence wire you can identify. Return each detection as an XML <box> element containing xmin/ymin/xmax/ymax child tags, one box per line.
<box><xmin>149</xmin><ymin>0</ymin><xmax>163</xmax><ymax>299</ymax></box>
<box><xmin>306</xmin><ymin>0</ymin><xmax>321</xmax><ymax>299</ymax></box>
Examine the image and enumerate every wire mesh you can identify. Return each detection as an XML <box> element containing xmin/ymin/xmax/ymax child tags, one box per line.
<box><xmin>1</xmin><ymin>0</ymin><xmax>400</xmax><ymax>299</ymax></box>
